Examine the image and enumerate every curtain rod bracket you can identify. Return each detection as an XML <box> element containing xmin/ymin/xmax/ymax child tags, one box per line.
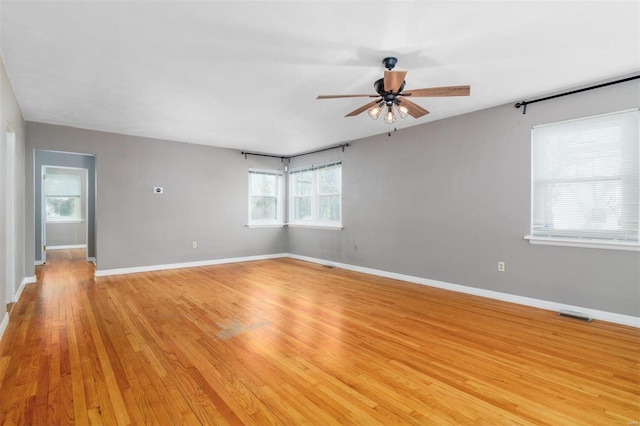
<box><xmin>515</xmin><ymin>101</ymin><xmax>528</xmax><ymax>114</ymax></box>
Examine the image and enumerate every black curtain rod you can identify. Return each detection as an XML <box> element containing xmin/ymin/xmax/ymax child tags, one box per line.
<box><xmin>241</xmin><ymin>152</ymin><xmax>287</xmax><ymax>161</ymax></box>
<box><xmin>242</xmin><ymin>143</ymin><xmax>349</xmax><ymax>161</ymax></box>
<box><xmin>515</xmin><ymin>75</ymin><xmax>640</xmax><ymax>114</ymax></box>
<box><xmin>290</xmin><ymin>143</ymin><xmax>349</xmax><ymax>159</ymax></box>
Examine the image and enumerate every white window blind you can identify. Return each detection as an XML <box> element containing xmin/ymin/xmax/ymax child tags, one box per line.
<box><xmin>531</xmin><ymin>109</ymin><xmax>639</xmax><ymax>242</ymax></box>
<box><xmin>289</xmin><ymin>161</ymin><xmax>342</xmax><ymax>226</ymax></box>
<box><xmin>45</xmin><ymin>173</ymin><xmax>81</xmax><ymax>196</ymax></box>
<box><xmin>248</xmin><ymin>169</ymin><xmax>284</xmax><ymax>225</ymax></box>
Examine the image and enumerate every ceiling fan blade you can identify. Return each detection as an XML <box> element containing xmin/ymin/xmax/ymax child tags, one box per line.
<box><xmin>345</xmin><ymin>99</ymin><xmax>381</xmax><ymax>117</ymax></box>
<box><xmin>397</xmin><ymin>98</ymin><xmax>429</xmax><ymax>118</ymax></box>
<box><xmin>403</xmin><ymin>85</ymin><xmax>470</xmax><ymax>97</ymax></box>
<box><xmin>383</xmin><ymin>70</ymin><xmax>407</xmax><ymax>93</ymax></box>
<box><xmin>317</xmin><ymin>94</ymin><xmax>378</xmax><ymax>99</ymax></box>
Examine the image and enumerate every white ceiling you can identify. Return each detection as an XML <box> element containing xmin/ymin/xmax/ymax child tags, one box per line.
<box><xmin>1</xmin><ymin>1</ymin><xmax>638</xmax><ymax>156</ymax></box>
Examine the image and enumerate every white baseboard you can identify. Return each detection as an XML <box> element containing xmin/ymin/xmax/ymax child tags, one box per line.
<box><xmin>0</xmin><ymin>276</ymin><xmax>37</xmax><ymax>346</ymax></box>
<box><xmin>15</xmin><ymin>276</ymin><xmax>37</xmax><ymax>303</ymax></box>
<box><xmin>287</xmin><ymin>254</ymin><xmax>640</xmax><ymax>328</ymax></box>
<box><xmin>87</xmin><ymin>257</ymin><xmax>96</xmax><ymax>265</ymax></box>
<box><xmin>46</xmin><ymin>244</ymin><xmax>87</xmax><ymax>250</ymax></box>
<box><xmin>89</xmin><ymin>251</ymin><xmax>639</xmax><ymax>328</ymax></box>
<box><xmin>95</xmin><ymin>253</ymin><xmax>288</xmax><ymax>277</ymax></box>
<box><xmin>0</xmin><ymin>312</ymin><xmax>8</xmax><ymax>344</ymax></box>
<box><xmin>34</xmin><ymin>260</ymin><xmax>44</xmax><ymax>266</ymax></box>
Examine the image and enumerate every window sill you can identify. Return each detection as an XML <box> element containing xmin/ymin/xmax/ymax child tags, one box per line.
<box><xmin>287</xmin><ymin>223</ymin><xmax>343</xmax><ymax>231</ymax></box>
<box><xmin>245</xmin><ymin>224</ymin><xmax>285</xmax><ymax>228</ymax></box>
<box><xmin>46</xmin><ymin>219</ymin><xmax>84</xmax><ymax>224</ymax></box>
<box><xmin>524</xmin><ymin>235</ymin><xmax>639</xmax><ymax>252</ymax></box>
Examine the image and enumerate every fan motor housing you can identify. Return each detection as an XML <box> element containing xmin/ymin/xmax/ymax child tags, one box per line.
<box><xmin>374</xmin><ymin>78</ymin><xmax>405</xmax><ymax>96</ymax></box>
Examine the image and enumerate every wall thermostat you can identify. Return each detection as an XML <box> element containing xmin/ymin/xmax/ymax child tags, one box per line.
<box><xmin>154</xmin><ymin>187</ymin><xmax>163</xmax><ymax>194</ymax></box>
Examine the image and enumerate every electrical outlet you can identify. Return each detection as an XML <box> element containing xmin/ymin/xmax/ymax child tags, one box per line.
<box><xmin>498</xmin><ymin>261</ymin><xmax>505</xmax><ymax>272</ymax></box>
<box><xmin>192</xmin><ymin>241</ymin><xmax>197</xmax><ymax>249</ymax></box>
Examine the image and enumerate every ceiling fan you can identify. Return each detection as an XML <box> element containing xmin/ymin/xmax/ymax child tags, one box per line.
<box><xmin>317</xmin><ymin>57</ymin><xmax>470</xmax><ymax>124</ymax></box>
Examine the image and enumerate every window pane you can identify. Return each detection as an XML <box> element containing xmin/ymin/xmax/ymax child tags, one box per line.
<box><xmin>293</xmin><ymin>171</ymin><xmax>313</xmax><ymax>196</ymax></box>
<box><xmin>318</xmin><ymin>166</ymin><xmax>341</xmax><ymax>194</ymax></box>
<box><xmin>319</xmin><ymin>195</ymin><xmax>340</xmax><ymax>222</ymax></box>
<box><xmin>532</xmin><ymin>110</ymin><xmax>639</xmax><ymax>241</ymax></box>
<box><xmin>46</xmin><ymin>196</ymin><xmax>81</xmax><ymax>219</ymax></box>
<box><xmin>295</xmin><ymin>196</ymin><xmax>312</xmax><ymax>220</ymax></box>
<box><xmin>251</xmin><ymin>196</ymin><xmax>277</xmax><ymax>221</ymax></box>
<box><xmin>289</xmin><ymin>163</ymin><xmax>342</xmax><ymax>225</ymax></box>
<box><xmin>250</xmin><ymin>173</ymin><xmax>277</xmax><ymax>196</ymax></box>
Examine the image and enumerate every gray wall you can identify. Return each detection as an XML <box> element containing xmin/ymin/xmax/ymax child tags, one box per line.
<box><xmin>0</xmin><ymin>55</ymin><xmax>27</xmax><ymax>313</ymax></box>
<box><xmin>288</xmin><ymin>77</ymin><xmax>640</xmax><ymax>317</ymax></box>
<box><xmin>25</xmin><ymin>123</ymin><xmax>287</xmax><ymax>271</ymax></box>
<box><xmin>44</xmin><ymin>167</ymin><xmax>87</xmax><ymax>247</ymax></box>
<box><xmin>34</xmin><ymin>150</ymin><xmax>95</xmax><ymax>261</ymax></box>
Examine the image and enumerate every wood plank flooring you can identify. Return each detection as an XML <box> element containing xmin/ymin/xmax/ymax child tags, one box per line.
<box><xmin>0</xmin><ymin>249</ymin><xmax>638</xmax><ymax>425</ymax></box>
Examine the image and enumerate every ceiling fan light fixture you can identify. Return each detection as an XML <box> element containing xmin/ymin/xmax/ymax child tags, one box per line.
<box><xmin>397</xmin><ymin>103</ymin><xmax>409</xmax><ymax>118</ymax></box>
<box><xmin>384</xmin><ymin>107</ymin><xmax>396</xmax><ymax>124</ymax></box>
<box><xmin>368</xmin><ymin>103</ymin><xmax>383</xmax><ymax>120</ymax></box>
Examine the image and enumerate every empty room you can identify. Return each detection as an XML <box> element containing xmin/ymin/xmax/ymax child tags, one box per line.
<box><xmin>0</xmin><ymin>1</ymin><xmax>639</xmax><ymax>424</ymax></box>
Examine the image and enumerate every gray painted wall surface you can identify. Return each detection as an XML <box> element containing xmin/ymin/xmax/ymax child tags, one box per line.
<box><xmin>26</xmin><ymin>123</ymin><xmax>287</xmax><ymax>271</ymax></box>
<box><xmin>44</xmin><ymin>167</ymin><xmax>87</xmax><ymax>247</ymax></box>
<box><xmin>34</xmin><ymin>150</ymin><xmax>95</xmax><ymax>262</ymax></box>
<box><xmin>46</xmin><ymin>224</ymin><xmax>86</xmax><ymax>247</ymax></box>
<box><xmin>288</xmin><ymin>78</ymin><xmax>640</xmax><ymax>317</ymax></box>
<box><xmin>0</xmin><ymin>55</ymin><xmax>27</xmax><ymax>315</ymax></box>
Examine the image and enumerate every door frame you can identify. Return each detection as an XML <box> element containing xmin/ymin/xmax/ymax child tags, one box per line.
<box><xmin>5</xmin><ymin>124</ymin><xmax>16</xmax><ymax>303</ymax></box>
<box><xmin>41</xmin><ymin>165</ymin><xmax>89</xmax><ymax>263</ymax></box>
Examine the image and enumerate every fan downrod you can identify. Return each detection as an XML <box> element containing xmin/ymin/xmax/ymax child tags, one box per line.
<box><xmin>382</xmin><ymin>57</ymin><xmax>397</xmax><ymax>70</ymax></box>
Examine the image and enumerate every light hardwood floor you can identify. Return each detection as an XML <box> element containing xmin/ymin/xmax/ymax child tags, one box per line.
<box><xmin>0</xmin><ymin>249</ymin><xmax>638</xmax><ymax>425</ymax></box>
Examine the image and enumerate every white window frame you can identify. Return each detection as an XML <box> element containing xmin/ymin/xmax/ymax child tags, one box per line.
<box><xmin>247</xmin><ymin>168</ymin><xmax>285</xmax><ymax>227</ymax></box>
<box><xmin>288</xmin><ymin>161</ymin><xmax>342</xmax><ymax>229</ymax></box>
<box><xmin>526</xmin><ymin>109</ymin><xmax>639</xmax><ymax>251</ymax></box>
<box><xmin>45</xmin><ymin>172</ymin><xmax>83</xmax><ymax>223</ymax></box>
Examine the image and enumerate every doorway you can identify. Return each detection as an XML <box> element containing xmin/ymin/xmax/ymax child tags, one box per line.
<box><xmin>41</xmin><ymin>166</ymin><xmax>89</xmax><ymax>263</ymax></box>
<box><xmin>34</xmin><ymin>150</ymin><xmax>96</xmax><ymax>266</ymax></box>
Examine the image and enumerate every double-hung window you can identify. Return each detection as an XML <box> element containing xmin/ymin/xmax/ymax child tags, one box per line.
<box><xmin>45</xmin><ymin>173</ymin><xmax>82</xmax><ymax>222</ymax></box>
<box><xmin>289</xmin><ymin>162</ymin><xmax>342</xmax><ymax>228</ymax></box>
<box><xmin>248</xmin><ymin>169</ymin><xmax>285</xmax><ymax>226</ymax></box>
<box><xmin>528</xmin><ymin>109</ymin><xmax>639</xmax><ymax>250</ymax></box>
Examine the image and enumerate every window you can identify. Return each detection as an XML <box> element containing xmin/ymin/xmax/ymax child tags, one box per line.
<box><xmin>289</xmin><ymin>162</ymin><xmax>342</xmax><ymax>227</ymax></box>
<box><xmin>45</xmin><ymin>173</ymin><xmax>82</xmax><ymax>222</ymax></box>
<box><xmin>248</xmin><ymin>169</ymin><xmax>284</xmax><ymax>226</ymax></box>
<box><xmin>529</xmin><ymin>109</ymin><xmax>639</xmax><ymax>248</ymax></box>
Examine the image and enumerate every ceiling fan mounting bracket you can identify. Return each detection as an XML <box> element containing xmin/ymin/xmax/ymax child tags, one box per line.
<box><xmin>382</xmin><ymin>57</ymin><xmax>398</xmax><ymax>70</ymax></box>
